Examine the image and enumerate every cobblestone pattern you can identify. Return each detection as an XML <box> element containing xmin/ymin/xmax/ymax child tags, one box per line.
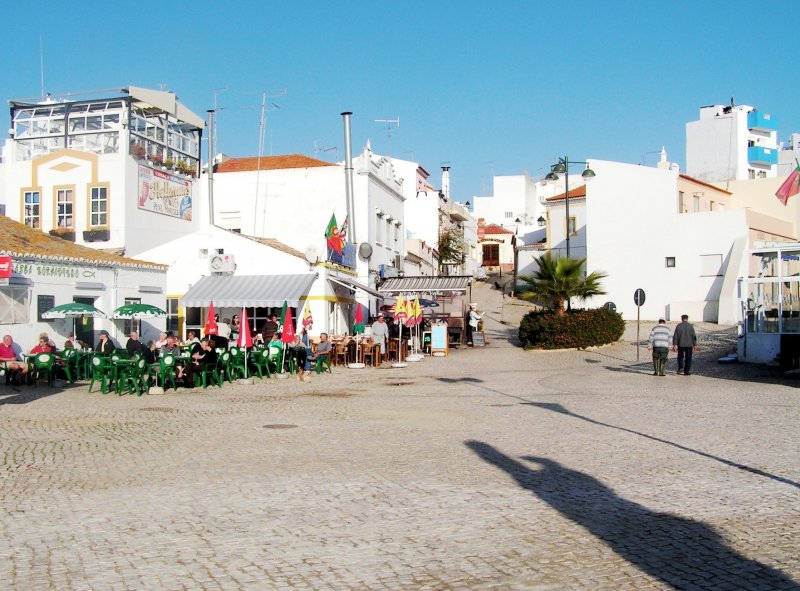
<box><xmin>0</xmin><ymin>282</ymin><xmax>798</xmax><ymax>590</ymax></box>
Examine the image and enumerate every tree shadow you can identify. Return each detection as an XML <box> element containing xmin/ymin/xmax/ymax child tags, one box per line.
<box><xmin>523</xmin><ymin>402</ymin><xmax>800</xmax><ymax>490</ymax></box>
<box><xmin>466</xmin><ymin>441</ymin><xmax>800</xmax><ymax>590</ymax></box>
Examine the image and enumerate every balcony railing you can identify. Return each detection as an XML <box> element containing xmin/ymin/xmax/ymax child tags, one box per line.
<box><xmin>747</xmin><ymin>111</ymin><xmax>777</xmax><ymax>132</ymax></box>
<box><xmin>748</xmin><ymin>146</ymin><xmax>778</xmax><ymax>165</ymax></box>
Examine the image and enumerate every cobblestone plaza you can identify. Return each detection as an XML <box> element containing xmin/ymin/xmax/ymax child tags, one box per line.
<box><xmin>1</xmin><ymin>288</ymin><xmax>798</xmax><ymax>590</ymax></box>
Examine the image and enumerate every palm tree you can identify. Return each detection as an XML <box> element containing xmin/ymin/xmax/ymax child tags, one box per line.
<box><xmin>518</xmin><ymin>255</ymin><xmax>607</xmax><ymax>315</ymax></box>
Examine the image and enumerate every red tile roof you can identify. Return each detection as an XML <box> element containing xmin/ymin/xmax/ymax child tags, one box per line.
<box><xmin>0</xmin><ymin>215</ymin><xmax>166</xmax><ymax>270</ymax></box>
<box><xmin>545</xmin><ymin>185</ymin><xmax>587</xmax><ymax>202</ymax></box>
<box><xmin>678</xmin><ymin>173</ymin><xmax>733</xmax><ymax>195</ymax></box>
<box><xmin>482</xmin><ymin>224</ymin><xmax>514</xmax><ymax>235</ymax></box>
<box><xmin>215</xmin><ymin>154</ymin><xmax>337</xmax><ymax>173</ymax></box>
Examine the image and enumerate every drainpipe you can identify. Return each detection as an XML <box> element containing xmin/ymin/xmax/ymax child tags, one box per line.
<box><xmin>207</xmin><ymin>109</ymin><xmax>215</xmax><ymax>226</ymax></box>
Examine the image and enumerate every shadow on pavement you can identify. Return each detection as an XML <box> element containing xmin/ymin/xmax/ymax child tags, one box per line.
<box><xmin>466</xmin><ymin>440</ymin><xmax>800</xmax><ymax>590</ymax></box>
<box><xmin>523</xmin><ymin>402</ymin><xmax>800</xmax><ymax>491</ymax></box>
<box><xmin>0</xmin><ymin>382</ymin><xmax>78</xmax><ymax>405</ymax></box>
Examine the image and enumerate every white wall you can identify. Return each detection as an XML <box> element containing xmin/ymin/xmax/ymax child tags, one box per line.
<box><xmin>7</xmin><ymin>257</ymin><xmax>166</xmax><ymax>347</ymax></box>
<box><xmin>583</xmin><ymin>159</ymin><xmax>750</xmax><ymax>321</ymax></box>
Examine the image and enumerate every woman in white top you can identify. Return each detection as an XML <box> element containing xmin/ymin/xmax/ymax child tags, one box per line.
<box><xmin>467</xmin><ymin>304</ymin><xmax>481</xmax><ymax>346</ymax></box>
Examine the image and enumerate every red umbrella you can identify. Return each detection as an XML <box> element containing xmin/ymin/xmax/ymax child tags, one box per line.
<box><xmin>237</xmin><ymin>307</ymin><xmax>253</xmax><ymax>348</ymax></box>
<box><xmin>281</xmin><ymin>306</ymin><xmax>295</xmax><ymax>344</ymax></box>
<box><xmin>204</xmin><ymin>301</ymin><xmax>218</xmax><ymax>336</ymax></box>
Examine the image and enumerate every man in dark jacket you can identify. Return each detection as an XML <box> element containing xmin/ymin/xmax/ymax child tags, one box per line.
<box><xmin>126</xmin><ymin>331</ymin><xmax>145</xmax><ymax>357</ymax></box>
<box><xmin>672</xmin><ymin>315</ymin><xmax>697</xmax><ymax>375</ymax></box>
<box><xmin>95</xmin><ymin>330</ymin><xmax>115</xmax><ymax>354</ymax></box>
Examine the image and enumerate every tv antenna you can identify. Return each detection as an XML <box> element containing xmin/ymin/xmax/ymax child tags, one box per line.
<box><xmin>374</xmin><ymin>117</ymin><xmax>400</xmax><ymax>157</ymax></box>
<box><xmin>313</xmin><ymin>141</ymin><xmax>338</xmax><ymax>161</ymax></box>
<box><xmin>208</xmin><ymin>86</ymin><xmax>228</xmax><ymax>151</ymax></box>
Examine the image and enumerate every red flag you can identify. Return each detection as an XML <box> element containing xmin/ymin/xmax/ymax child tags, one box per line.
<box><xmin>776</xmin><ymin>166</ymin><xmax>800</xmax><ymax>206</ymax></box>
<box><xmin>237</xmin><ymin>307</ymin><xmax>253</xmax><ymax>348</ymax></box>
<box><xmin>204</xmin><ymin>301</ymin><xmax>218</xmax><ymax>336</ymax></box>
<box><xmin>281</xmin><ymin>306</ymin><xmax>295</xmax><ymax>344</ymax></box>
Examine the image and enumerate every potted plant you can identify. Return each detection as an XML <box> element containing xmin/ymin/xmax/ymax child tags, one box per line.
<box><xmin>130</xmin><ymin>144</ymin><xmax>147</xmax><ymax>159</ymax></box>
<box><xmin>164</xmin><ymin>157</ymin><xmax>175</xmax><ymax>170</ymax></box>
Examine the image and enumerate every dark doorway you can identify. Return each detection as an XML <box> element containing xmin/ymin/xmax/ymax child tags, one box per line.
<box><xmin>73</xmin><ymin>296</ymin><xmax>96</xmax><ymax>348</ymax></box>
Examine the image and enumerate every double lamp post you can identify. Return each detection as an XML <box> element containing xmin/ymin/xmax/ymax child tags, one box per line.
<box><xmin>543</xmin><ymin>156</ymin><xmax>596</xmax><ymax>259</ymax></box>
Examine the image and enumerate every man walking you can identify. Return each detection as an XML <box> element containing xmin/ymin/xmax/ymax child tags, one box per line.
<box><xmin>647</xmin><ymin>319</ymin><xmax>671</xmax><ymax>376</ymax></box>
<box><xmin>672</xmin><ymin>314</ymin><xmax>697</xmax><ymax>375</ymax></box>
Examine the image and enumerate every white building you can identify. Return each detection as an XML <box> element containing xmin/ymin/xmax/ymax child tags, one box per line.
<box><xmin>0</xmin><ymin>87</ymin><xmax>205</xmax><ymax>257</ymax></box>
<box><xmin>686</xmin><ymin>103</ymin><xmax>778</xmax><ymax>183</ymax></box>
<box><xmin>537</xmin><ymin>155</ymin><xmax>796</xmax><ymax>323</ymax></box>
<box><xmin>472</xmin><ymin>173</ymin><xmax>545</xmax><ymax>234</ymax></box>
<box><xmin>779</xmin><ymin>132</ymin><xmax>800</xmax><ymax>177</ymax></box>
<box><xmin>0</xmin><ymin>214</ymin><xmax>166</xmax><ymax>348</ymax></box>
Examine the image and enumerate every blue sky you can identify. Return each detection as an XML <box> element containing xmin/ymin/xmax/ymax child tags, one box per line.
<box><xmin>3</xmin><ymin>0</ymin><xmax>798</xmax><ymax>200</ymax></box>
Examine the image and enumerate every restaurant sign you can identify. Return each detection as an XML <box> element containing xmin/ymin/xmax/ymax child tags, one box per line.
<box><xmin>138</xmin><ymin>164</ymin><xmax>192</xmax><ymax>221</ymax></box>
<box><xmin>13</xmin><ymin>262</ymin><xmax>81</xmax><ymax>279</ymax></box>
<box><xmin>0</xmin><ymin>256</ymin><xmax>11</xmax><ymax>279</ymax></box>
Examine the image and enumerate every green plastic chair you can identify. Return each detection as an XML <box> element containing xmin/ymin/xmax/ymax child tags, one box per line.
<box><xmin>315</xmin><ymin>354</ymin><xmax>332</xmax><ymax>375</ymax></box>
<box><xmin>116</xmin><ymin>358</ymin><xmax>148</xmax><ymax>396</ymax></box>
<box><xmin>31</xmin><ymin>352</ymin><xmax>57</xmax><ymax>387</ymax></box>
<box><xmin>60</xmin><ymin>349</ymin><xmax>79</xmax><ymax>382</ymax></box>
<box><xmin>88</xmin><ymin>355</ymin><xmax>114</xmax><ymax>394</ymax></box>
<box><xmin>250</xmin><ymin>349</ymin><xmax>272</xmax><ymax>379</ymax></box>
<box><xmin>228</xmin><ymin>347</ymin><xmax>247</xmax><ymax>379</ymax></box>
<box><xmin>198</xmin><ymin>357</ymin><xmax>225</xmax><ymax>389</ymax></box>
<box><xmin>158</xmin><ymin>354</ymin><xmax>178</xmax><ymax>391</ymax></box>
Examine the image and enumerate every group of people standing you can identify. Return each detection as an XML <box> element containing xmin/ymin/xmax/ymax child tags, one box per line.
<box><xmin>647</xmin><ymin>315</ymin><xmax>698</xmax><ymax>376</ymax></box>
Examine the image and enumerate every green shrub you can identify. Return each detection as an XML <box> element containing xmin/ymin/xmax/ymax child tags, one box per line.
<box><xmin>519</xmin><ymin>307</ymin><xmax>625</xmax><ymax>350</ymax></box>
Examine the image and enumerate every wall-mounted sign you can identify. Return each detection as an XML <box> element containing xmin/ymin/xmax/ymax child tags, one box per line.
<box><xmin>138</xmin><ymin>165</ymin><xmax>192</xmax><ymax>221</ymax></box>
<box><xmin>0</xmin><ymin>256</ymin><xmax>11</xmax><ymax>279</ymax></box>
<box><xmin>13</xmin><ymin>262</ymin><xmax>80</xmax><ymax>279</ymax></box>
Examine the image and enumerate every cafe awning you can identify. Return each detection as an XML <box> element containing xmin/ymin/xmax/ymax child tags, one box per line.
<box><xmin>181</xmin><ymin>273</ymin><xmax>317</xmax><ymax>308</ymax></box>
<box><xmin>329</xmin><ymin>275</ymin><xmax>383</xmax><ymax>298</ymax></box>
<box><xmin>378</xmin><ymin>275</ymin><xmax>472</xmax><ymax>294</ymax></box>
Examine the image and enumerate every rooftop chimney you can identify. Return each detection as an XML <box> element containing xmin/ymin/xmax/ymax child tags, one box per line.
<box><xmin>441</xmin><ymin>166</ymin><xmax>451</xmax><ymax>201</ymax></box>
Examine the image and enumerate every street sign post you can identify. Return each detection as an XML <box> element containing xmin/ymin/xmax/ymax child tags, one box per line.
<box><xmin>634</xmin><ymin>289</ymin><xmax>646</xmax><ymax>361</ymax></box>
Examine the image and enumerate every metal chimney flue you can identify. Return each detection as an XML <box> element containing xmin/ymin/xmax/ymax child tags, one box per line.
<box><xmin>341</xmin><ymin>112</ymin><xmax>356</xmax><ymax>243</ymax></box>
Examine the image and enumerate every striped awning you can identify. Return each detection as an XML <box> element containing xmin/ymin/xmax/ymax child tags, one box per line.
<box><xmin>378</xmin><ymin>275</ymin><xmax>472</xmax><ymax>294</ymax></box>
<box><xmin>181</xmin><ymin>274</ymin><xmax>317</xmax><ymax>308</ymax></box>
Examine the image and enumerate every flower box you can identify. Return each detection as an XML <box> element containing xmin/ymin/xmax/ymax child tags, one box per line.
<box><xmin>49</xmin><ymin>229</ymin><xmax>76</xmax><ymax>242</ymax></box>
<box><xmin>83</xmin><ymin>229</ymin><xmax>110</xmax><ymax>242</ymax></box>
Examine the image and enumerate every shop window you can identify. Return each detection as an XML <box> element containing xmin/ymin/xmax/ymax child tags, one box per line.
<box><xmin>123</xmin><ymin>297</ymin><xmax>141</xmax><ymax>335</ymax></box>
<box><xmin>0</xmin><ymin>287</ymin><xmax>31</xmax><ymax>323</ymax></box>
<box><xmin>166</xmin><ymin>297</ymin><xmax>180</xmax><ymax>336</ymax></box>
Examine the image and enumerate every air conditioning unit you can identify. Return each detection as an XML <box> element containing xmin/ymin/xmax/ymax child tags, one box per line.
<box><xmin>209</xmin><ymin>253</ymin><xmax>236</xmax><ymax>274</ymax></box>
<box><xmin>394</xmin><ymin>254</ymin><xmax>403</xmax><ymax>272</ymax></box>
<box><xmin>379</xmin><ymin>264</ymin><xmax>399</xmax><ymax>279</ymax></box>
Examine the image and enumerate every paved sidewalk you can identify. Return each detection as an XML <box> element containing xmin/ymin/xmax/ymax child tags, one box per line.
<box><xmin>1</xmin><ymin>288</ymin><xmax>798</xmax><ymax>590</ymax></box>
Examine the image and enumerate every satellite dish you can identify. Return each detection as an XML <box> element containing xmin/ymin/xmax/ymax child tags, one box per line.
<box><xmin>304</xmin><ymin>244</ymin><xmax>321</xmax><ymax>264</ymax></box>
<box><xmin>358</xmin><ymin>242</ymin><xmax>373</xmax><ymax>259</ymax></box>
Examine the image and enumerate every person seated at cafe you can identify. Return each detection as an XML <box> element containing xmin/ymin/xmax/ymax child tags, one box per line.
<box><xmin>126</xmin><ymin>331</ymin><xmax>146</xmax><ymax>357</ymax></box>
<box><xmin>63</xmin><ymin>332</ymin><xmax>86</xmax><ymax>350</ymax></box>
<box><xmin>288</xmin><ymin>335</ymin><xmax>308</xmax><ymax>381</ymax></box>
<box><xmin>153</xmin><ymin>332</ymin><xmax>167</xmax><ymax>348</ymax></box>
<box><xmin>1</xmin><ymin>334</ymin><xmax>28</xmax><ymax>385</ymax></box>
<box><xmin>95</xmin><ymin>330</ymin><xmax>115</xmax><ymax>354</ymax></box>
<box><xmin>230</xmin><ymin>315</ymin><xmax>241</xmax><ymax>342</ymax></box>
<box><xmin>159</xmin><ymin>335</ymin><xmax>181</xmax><ymax>358</ymax></box>
<box><xmin>30</xmin><ymin>336</ymin><xmax>53</xmax><ymax>355</ymax></box>
<box><xmin>308</xmin><ymin>332</ymin><xmax>332</xmax><ymax>366</ymax></box>
<box><xmin>142</xmin><ymin>341</ymin><xmax>157</xmax><ymax>365</ymax></box>
<box><xmin>267</xmin><ymin>333</ymin><xmax>283</xmax><ymax>355</ymax></box>
<box><xmin>185</xmin><ymin>330</ymin><xmax>200</xmax><ymax>345</ymax></box>
<box><xmin>179</xmin><ymin>338</ymin><xmax>218</xmax><ymax>387</ymax></box>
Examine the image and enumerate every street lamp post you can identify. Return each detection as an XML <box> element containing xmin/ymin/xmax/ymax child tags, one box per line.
<box><xmin>544</xmin><ymin>156</ymin><xmax>595</xmax><ymax>259</ymax></box>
